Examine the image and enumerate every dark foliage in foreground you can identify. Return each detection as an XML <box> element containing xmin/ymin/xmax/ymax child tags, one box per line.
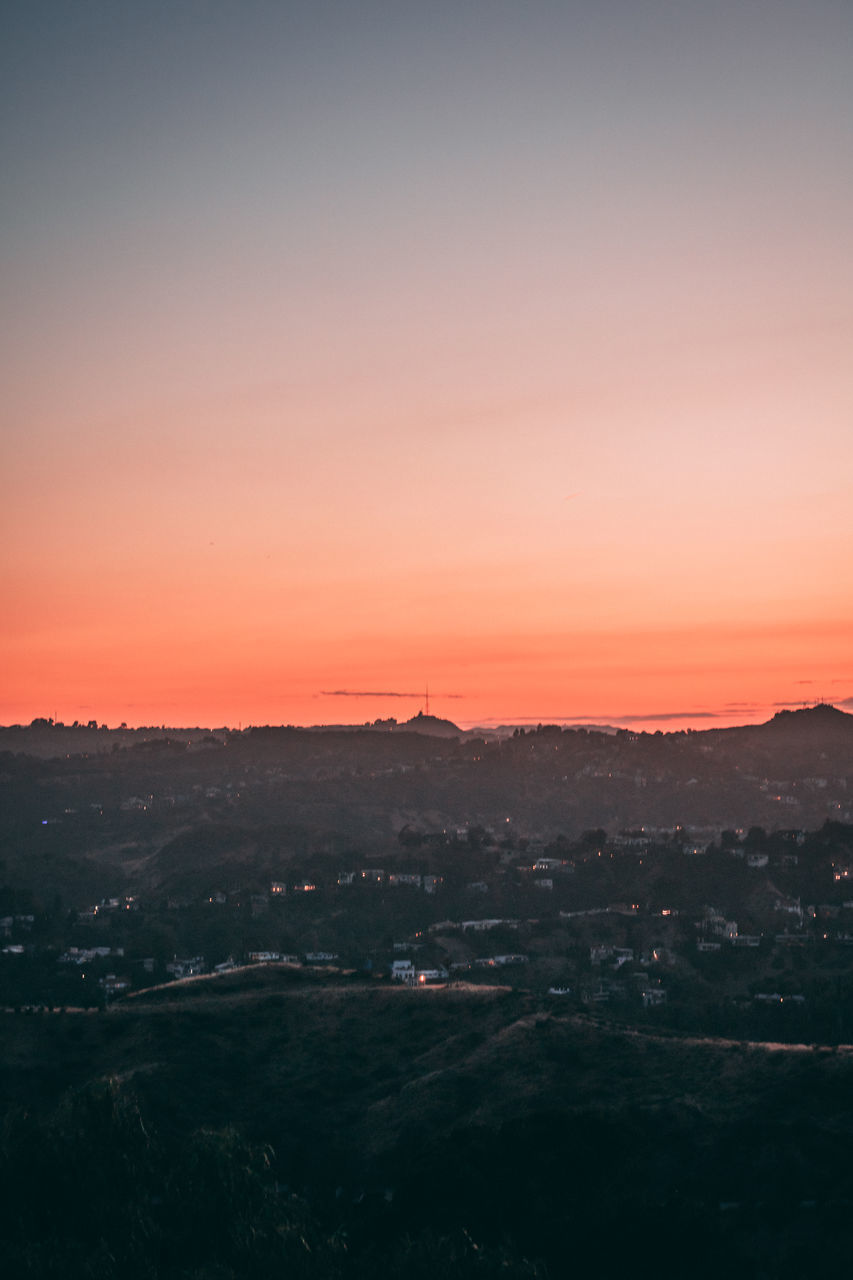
<box><xmin>0</xmin><ymin>1081</ymin><xmax>548</xmax><ymax>1279</ymax></box>
<box><xmin>0</xmin><ymin>1081</ymin><xmax>340</xmax><ymax>1279</ymax></box>
<box><xmin>5</xmin><ymin>1073</ymin><xmax>853</xmax><ymax>1279</ymax></box>
<box><xmin>7</xmin><ymin>976</ymin><xmax>853</xmax><ymax>1276</ymax></box>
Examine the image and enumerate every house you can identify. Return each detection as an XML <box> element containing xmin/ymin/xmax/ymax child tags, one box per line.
<box><xmin>166</xmin><ymin>956</ymin><xmax>206</xmax><ymax>978</ymax></box>
<box><xmin>423</xmin><ymin>874</ymin><xmax>443</xmax><ymax>894</ymax></box>
<box><xmin>462</xmin><ymin>918</ymin><xmax>516</xmax><ymax>932</ymax></box>
<box><xmin>700</xmin><ymin>909</ymin><xmax>736</xmax><ymax>938</ymax></box>
<box><xmin>583</xmin><ymin>981</ymin><xmax>614</xmax><ymax>1004</ymax></box>
<box><xmin>414</xmin><ymin>967</ymin><xmax>448</xmax><ymax>984</ymax></box>
<box><xmin>99</xmin><ymin>974</ymin><xmax>130</xmax><ymax>996</ymax></box>
<box><xmin>641</xmin><ymin>988</ymin><xmax>667</xmax><ymax>1007</ymax></box>
<box><xmin>390</xmin><ymin>960</ymin><xmax>415</xmax><ymax>983</ymax></box>
<box><xmin>614</xmin><ymin>830</ymin><xmax>648</xmax><ymax>851</ymax></box>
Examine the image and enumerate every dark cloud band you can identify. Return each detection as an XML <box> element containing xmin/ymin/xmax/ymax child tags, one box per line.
<box><xmin>321</xmin><ymin>689</ymin><xmax>464</xmax><ymax>699</ymax></box>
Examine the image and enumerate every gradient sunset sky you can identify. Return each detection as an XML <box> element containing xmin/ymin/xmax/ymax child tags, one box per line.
<box><xmin>3</xmin><ymin>0</ymin><xmax>852</xmax><ymax>732</ymax></box>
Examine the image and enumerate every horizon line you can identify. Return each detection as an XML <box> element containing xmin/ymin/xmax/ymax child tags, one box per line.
<box><xmin>2</xmin><ymin>700</ymin><xmax>847</xmax><ymax>736</ymax></box>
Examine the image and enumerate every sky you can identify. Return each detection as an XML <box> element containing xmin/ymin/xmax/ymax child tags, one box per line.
<box><xmin>2</xmin><ymin>0</ymin><xmax>852</xmax><ymax>732</ymax></box>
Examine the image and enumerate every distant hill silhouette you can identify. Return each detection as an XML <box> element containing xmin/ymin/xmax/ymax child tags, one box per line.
<box><xmin>714</xmin><ymin>703</ymin><xmax>853</xmax><ymax>745</ymax></box>
<box><xmin>397</xmin><ymin>710</ymin><xmax>462</xmax><ymax>738</ymax></box>
<box><xmin>768</xmin><ymin>703</ymin><xmax>852</xmax><ymax>727</ymax></box>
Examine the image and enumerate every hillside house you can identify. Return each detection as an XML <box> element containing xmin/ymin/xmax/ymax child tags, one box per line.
<box><xmin>99</xmin><ymin>974</ymin><xmax>130</xmax><ymax>996</ymax></box>
<box><xmin>391</xmin><ymin>960</ymin><xmax>415</xmax><ymax>983</ymax></box>
<box><xmin>166</xmin><ymin>957</ymin><xmax>205</xmax><ymax>978</ymax></box>
<box><xmin>415</xmin><ymin>967</ymin><xmax>448</xmax><ymax>984</ymax></box>
<box><xmin>461</xmin><ymin>918</ymin><xmax>518</xmax><ymax>932</ymax></box>
<box><xmin>641</xmin><ymin>988</ymin><xmax>667</xmax><ymax>1007</ymax></box>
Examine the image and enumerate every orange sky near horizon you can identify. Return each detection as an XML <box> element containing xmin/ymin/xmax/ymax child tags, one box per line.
<box><xmin>3</xmin><ymin>3</ymin><xmax>852</xmax><ymax>734</ymax></box>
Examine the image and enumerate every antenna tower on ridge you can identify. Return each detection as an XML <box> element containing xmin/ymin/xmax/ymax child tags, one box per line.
<box><xmin>424</xmin><ymin>683</ymin><xmax>430</xmax><ymax>717</ymax></box>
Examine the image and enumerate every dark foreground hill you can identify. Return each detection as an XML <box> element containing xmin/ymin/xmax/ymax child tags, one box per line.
<box><xmin>4</xmin><ymin>969</ymin><xmax>853</xmax><ymax>1277</ymax></box>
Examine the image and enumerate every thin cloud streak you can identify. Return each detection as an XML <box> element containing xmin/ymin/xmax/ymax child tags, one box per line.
<box><xmin>321</xmin><ymin>689</ymin><xmax>464</xmax><ymax>699</ymax></box>
<box><xmin>771</xmin><ymin>699</ymin><xmax>837</xmax><ymax>708</ymax></box>
<box><xmin>474</xmin><ymin>710</ymin><xmax>722</xmax><ymax>725</ymax></box>
<box><xmin>614</xmin><ymin>711</ymin><xmax>721</xmax><ymax>723</ymax></box>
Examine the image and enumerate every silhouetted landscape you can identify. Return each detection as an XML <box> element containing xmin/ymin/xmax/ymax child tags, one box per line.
<box><xmin>7</xmin><ymin>0</ymin><xmax>850</xmax><ymax>1272</ymax></box>
<box><xmin>3</xmin><ymin>706</ymin><xmax>853</xmax><ymax>1275</ymax></box>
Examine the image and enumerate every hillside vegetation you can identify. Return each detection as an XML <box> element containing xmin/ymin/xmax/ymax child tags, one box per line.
<box><xmin>4</xmin><ymin>972</ymin><xmax>853</xmax><ymax>1276</ymax></box>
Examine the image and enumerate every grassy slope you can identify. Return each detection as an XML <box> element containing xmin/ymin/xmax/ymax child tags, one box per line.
<box><xmin>5</xmin><ymin>970</ymin><xmax>853</xmax><ymax>1274</ymax></box>
<box><xmin>5</xmin><ymin>969</ymin><xmax>853</xmax><ymax>1163</ymax></box>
